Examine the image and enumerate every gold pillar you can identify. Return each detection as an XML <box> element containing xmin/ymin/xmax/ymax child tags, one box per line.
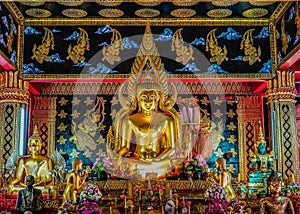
<box><xmin>266</xmin><ymin>69</ymin><xmax>299</xmax><ymax>181</ymax></box>
<box><xmin>0</xmin><ymin>70</ymin><xmax>29</xmax><ymax>168</ymax></box>
<box><xmin>31</xmin><ymin>96</ymin><xmax>57</xmax><ymax>156</ymax></box>
<box><xmin>236</xmin><ymin>94</ymin><xmax>261</xmax><ymax>181</ymax></box>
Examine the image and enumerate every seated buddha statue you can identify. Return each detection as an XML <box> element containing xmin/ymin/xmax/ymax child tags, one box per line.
<box><xmin>9</xmin><ymin>126</ymin><xmax>53</xmax><ymax>193</ymax></box>
<box><xmin>260</xmin><ymin>171</ymin><xmax>295</xmax><ymax>214</ymax></box>
<box><xmin>107</xmin><ymin>63</ymin><xmax>182</xmax><ymax>177</ymax></box>
<box><xmin>248</xmin><ymin>122</ymin><xmax>274</xmax><ymax>198</ymax></box>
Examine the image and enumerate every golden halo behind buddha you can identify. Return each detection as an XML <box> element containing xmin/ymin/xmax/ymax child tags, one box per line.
<box><xmin>62</xmin><ymin>9</ymin><xmax>88</xmax><ymax>18</ymax></box>
<box><xmin>25</xmin><ymin>8</ymin><xmax>52</xmax><ymax>18</ymax></box>
<box><xmin>98</xmin><ymin>8</ymin><xmax>124</xmax><ymax>18</ymax></box>
<box><xmin>170</xmin><ymin>9</ymin><xmax>196</xmax><ymax>18</ymax></box>
<box><xmin>207</xmin><ymin>9</ymin><xmax>232</xmax><ymax>18</ymax></box>
<box><xmin>242</xmin><ymin>8</ymin><xmax>268</xmax><ymax>18</ymax></box>
<box><xmin>135</xmin><ymin>8</ymin><xmax>160</xmax><ymax>18</ymax></box>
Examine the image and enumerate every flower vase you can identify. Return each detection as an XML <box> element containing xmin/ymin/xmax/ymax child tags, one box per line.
<box><xmin>97</xmin><ymin>170</ymin><xmax>108</xmax><ymax>181</ymax></box>
<box><xmin>192</xmin><ymin>171</ymin><xmax>202</xmax><ymax>180</ymax></box>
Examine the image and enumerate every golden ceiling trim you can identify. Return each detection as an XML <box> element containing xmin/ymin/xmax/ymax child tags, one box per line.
<box><xmin>3</xmin><ymin>2</ymin><xmax>24</xmax><ymax>24</ymax></box>
<box><xmin>134</xmin><ymin>8</ymin><xmax>160</xmax><ymax>18</ymax></box>
<box><xmin>19</xmin><ymin>1</ymin><xmax>45</xmax><ymax>6</ymax></box>
<box><xmin>135</xmin><ymin>2</ymin><xmax>161</xmax><ymax>7</ymax></box>
<box><xmin>25</xmin><ymin>8</ymin><xmax>52</xmax><ymax>18</ymax></box>
<box><xmin>58</xmin><ymin>1</ymin><xmax>84</xmax><ymax>6</ymax></box>
<box><xmin>62</xmin><ymin>8</ymin><xmax>88</xmax><ymax>18</ymax></box>
<box><xmin>172</xmin><ymin>1</ymin><xmax>199</xmax><ymax>7</ymax></box>
<box><xmin>24</xmin><ymin>18</ymin><xmax>269</xmax><ymax>26</ymax></box>
<box><xmin>211</xmin><ymin>1</ymin><xmax>238</xmax><ymax>7</ymax></box>
<box><xmin>242</xmin><ymin>8</ymin><xmax>268</xmax><ymax>18</ymax></box>
<box><xmin>249</xmin><ymin>1</ymin><xmax>275</xmax><ymax>6</ymax></box>
<box><xmin>170</xmin><ymin>9</ymin><xmax>196</xmax><ymax>18</ymax></box>
<box><xmin>96</xmin><ymin>1</ymin><xmax>122</xmax><ymax>6</ymax></box>
<box><xmin>270</xmin><ymin>2</ymin><xmax>291</xmax><ymax>22</ymax></box>
<box><xmin>98</xmin><ymin>8</ymin><xmax>124</xmax><ymax>18</ymax></box>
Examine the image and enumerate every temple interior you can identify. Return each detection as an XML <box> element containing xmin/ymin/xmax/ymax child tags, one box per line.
<box><xmin>0</xmin><ymin>1</ymin><xmax>300</xmax><ymax>213</ymax></box>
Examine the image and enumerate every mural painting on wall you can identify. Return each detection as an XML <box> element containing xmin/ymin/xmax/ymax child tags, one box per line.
<box><xmin>22</xmin><ymin>25</ymin><xmax>272</xmax><ymax>76</ymax></box>
<box><xmin>0</xmin><ymin>2</ymin><xmax>17</xmax><ymax>64</ymax></box>
<box><xmin>276</xmin><ymin>1</ymin><xmax>300</xmax><ymax>64</ymax></box>
<box><xmin>54</xmin><ymin>93</ymin><xmax>239</xmax><ymax>176</ymax></box>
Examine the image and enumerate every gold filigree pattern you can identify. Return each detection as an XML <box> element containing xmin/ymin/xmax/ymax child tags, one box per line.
<box><xmin>102</xmin><ymin>28</ymin><xmax>123</xmax><ymax>65</ymax></box>
<box><xmin>242</xmin><ymin>8</ymin><xmax>268</xmax><ymax>18</ymax></box>
<box><xmin>98</xmin><ymin>8</ymin><xmax>124</xmax><ymax>18</ymax></box>
<box><xmin>206</xmin><ymin>29</ymin><xmax>228</xmax><ymax>65</ymax></box>
<box><xmin>281</xmin><ymin>16</ymin><xmax>288</xmax><ymax>54</ymax></box>
<box><xmin>170</xmin><ymin>9</ymin><xmax>196</xmax><ymax>18</ymax></box>
<box><xmin>134</xmin><ymin>8</ymin><xmax>160</xmax><ymax>18</ymax></box>
<box><xmin>58</xmin><ymin>1</ymin><xmax>84</xmax><ymax>7</ymax></box>
<box><xmin>19</xmin><ymin>1</ymin><xmax>45</xmax><ymax>6</ymax></box>
<box><xmin>171</xmin><ymin>28</ymin><xmax>194</xmax><ymax>65</ymax></box>
<box><xmin>25</xmin><ymin>8</ymin><xmax>51</xmax><ymax>18</ymax></box>
<box><xmin>172</xmin><ymin>1</ymin><xmax>199</xmax><ymax>7</ymax></box>
<box><xmin>96</xmin><ymin>1</ymin><xmax>122</xmax><ymax>7</ymax></box>
<box><xmin>249</xmin><ymin>2</ymin><xmax>275</xmax><ymax>6</ymax></box>
<box><xmin>211</xmin><ymin>1</ymin><xmax>238</xmax><ymax>7</ymax></box>
<box><xmin>66</xmin><ymin>28</ymin><xmax>90</xmax><ymax>64</ymax></box>
<box><xmin>240</xmin><ymin>29</ymin><xmax>261</xmax><ymax>65</ymax></box>
<box><xmin>62</xmin><ymin>9</ymin><xmax>87</xmax><ymax>18</ymax></box>
<box><xmin>136</xmin><ymin>2</ymin><xmax>161</xmax><ymax>7</ymax></box>
<box><xmin>207</xmin><ymin>9</ymin><xmax>232</xmax><ymax>18</ymax></box>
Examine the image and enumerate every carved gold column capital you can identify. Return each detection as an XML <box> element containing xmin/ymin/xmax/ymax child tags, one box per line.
<box><xmin>266</xmin><ymin>70</ymin><xmax>297</xmax><ymax>103</ymax></box>
<box><xmin>0</xmin><ymin>70</ymin><xmax>29</xmax><ymax>105</ymax></box>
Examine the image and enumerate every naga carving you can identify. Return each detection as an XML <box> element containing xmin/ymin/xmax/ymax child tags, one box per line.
<box><xmin>240</xmin><ymin>29</ymin><xmax>261</xmax><ymax>65</ymax></box>
<box><xmin>206</xmin><ymin>29</ymin><xmax>228</xmax><ymax>65</ymax></box>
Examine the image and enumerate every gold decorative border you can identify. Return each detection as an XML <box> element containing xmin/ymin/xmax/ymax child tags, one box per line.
<box><xmin>271</xmin><ymin>2</ymin><xmax>291</xmax><ymax>23</ymax></box>
<box><xmin>3</xmin><ymin>2</ymin><xmax>24</xmax><ymax>25</ymax></box>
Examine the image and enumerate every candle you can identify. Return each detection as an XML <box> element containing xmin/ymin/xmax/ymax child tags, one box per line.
<box><xmin>188</xmin><ymin>205</ymin><xmax>190</xmax><ymax>214</ymax></box>
<box><xmin>238</xmin><ymin>173</ymin><xmax>241</xmax><ymax>183</ymax></box>
<box><xmin>110</xmin><ymin>206</ymin><xmax>112</xmax><ymax>214</ymax></box>
<box><xmin>124</xmin><ymin>196</ymin><xmax>127</xmax><ymax>208</ymax></box>
<box><xmin>291</xmin><ymin>173</ymin><xmax>295</xmax><ymax>183</ymax></box>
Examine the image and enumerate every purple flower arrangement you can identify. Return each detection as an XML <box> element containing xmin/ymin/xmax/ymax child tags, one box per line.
<box><xmin>92</xmin><ymin>153</ymin><xmax>114</xmax><ymax>173</ymax></box>
<box><xmin>185</xmin><ymin>154</ymin><xmax>208</xmax><ymax>173</ymax></box>
<box><xmin>205</xmin><ymin>183</ymin><xmax>229</xmax><ymax>214</ymax></box>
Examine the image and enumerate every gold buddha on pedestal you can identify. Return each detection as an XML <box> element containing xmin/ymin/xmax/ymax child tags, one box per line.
<box><xmin>106</xmin><ymin>23</ymin><xmax>184</xmax><ymax>178</ymax></box>
<box><xmin>9</xmin><ymin>126</ymin><xmax>53</xmax><ymax>193</ymax></box>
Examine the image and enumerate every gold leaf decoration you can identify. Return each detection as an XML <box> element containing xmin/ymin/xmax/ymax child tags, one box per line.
<box><xmin>98</xmin><ymin>8</ymin><xmax>124</xmax><ymax>18</ymax></box>
<box><xmin>173</xmin><ymin>1</ymin><xmax>199</xmax><ymax>7</ymax></box>
<box><xmin>207</xmin><ymin>9</ymin><xmax>232</xmax><ymax>18</ymax></box>
<box><xmin>62</xmin><ymin>9</ymin><xmax>88</xmax><ymax>18</ymax></box>
<box><xmin>242</xmin><ymin>8</ymin><xmax>268</xmax><ymax>18</ymax></box>
<box><xmin>58</xmin><ymin>1</ymin><xmax>84</xmax><ymax>7</ymax></box>
<box><xmin>249</xmin><ymin>2</ymin><xmax>275</xmax><ymax>6</ymax></box>
<box><xmin>25</xmin><ymin>8</ymin><xmax>51</xmax><ymax>17</ymax></box>
<box><xmin>211</xmin><ymin>1</ymin><xmax>238</xmax><ymax>7</ymax></box>
<box><xmin>134</xmin><ymin>8</ymin><xmax>160</xmax><ymax>18</ymax></box>
<box><xmin>136</xmin><ymin>2</ymin><xmax>161</xmax><ymax>7</ymax></box>
<box><xmin>19</xmin><ymin>1</ymin><xmax>45</xmax><ymax>6</ymax></box>
<box><xmin>170</xmin><ymin>9</ymin><xmax>196</xmax><ymax>18</ymax></box>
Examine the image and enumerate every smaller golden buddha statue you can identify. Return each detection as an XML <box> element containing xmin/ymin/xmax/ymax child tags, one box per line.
<box><xmin>215</xmin><ymin>157</ymin><xmax>235</xmax><ymax>201</ymax></box>
<box><xmin>63</xmin><ymin>157</ymin><xmax>88</xmax><ymax>203</ymax></box>
<box><xmin>248</xmin><ymin>121</ymin><xmax>274</xmax><ymax>198</ymax></box>
<box><xmin>260</xmin><ymin>171</ymin><xmax>295</xmax><ymax>214</ymax></box>
<box><xmin>9</xmin><ymin>126</ymin><xmax>53</xmax><ymax>193</ymax></box>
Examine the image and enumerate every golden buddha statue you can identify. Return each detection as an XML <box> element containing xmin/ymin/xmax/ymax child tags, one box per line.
<box><xmin>260</xmin><ymin>171</ymin><xmax>295</xmax><ymax>214</ymax></box>
<box><xmin>9</xmin><ymin>126</ymin><xmax>53</xmax><ymax>193</ymax></box>
<box><xmin>63</xmin><ymin>158</ymin><xmax>88</xmax><ymax>203</ymax></box>
<box><xmin>215</xmin><ymin>158</ymin><xmax>235</xmax><ymax>201</ymax></box>
<box><xmin>106</xmin><ymin>23</ymin><xmax>183</xmax><ymax>178</ymax></box>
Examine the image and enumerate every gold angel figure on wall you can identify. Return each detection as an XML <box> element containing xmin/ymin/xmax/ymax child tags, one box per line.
<box><xmin>32</xmin><ymin>27</ymin><xmax>54</xmax><ymax>64</ymax></box>
<box><xmin>281</xmin><ymin>17</ymin><xmax>288</xmax><ymax>54</ymax></box>
<box><xmin>66</xmin><ymin>28</ymin><xmax>90</xmax><ymax>64</ymax></box>
<box><xmin>295</xmin><ymin>1</ymin><xmax>300</xmax><ymax>38</ymax></box>
<box><xmin>206</xmin><ymin>29</ymin><xmax>228</xmax><ymax>65</ymax></box>
<box><xmin>171</xmin><ymin>28</ymin><xmax>194</xmax><ymax>65</ymax></box>
<box><xmin>240</xmin><ymin>29</ymin><xmax>261</xmax><ymax>65</ymax></box>
<box><xmin>102</xmin><ymin>28</ymin><xmax>124</xmax><ymax>65</ymax></box>
<box><xmin>7</xmin><ymin>18</ymin><xmax>14</xmax><ymax>54</ymax></box>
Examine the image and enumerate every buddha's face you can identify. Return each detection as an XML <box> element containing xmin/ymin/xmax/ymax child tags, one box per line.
<box><xmin>269</xmin><ymin>179</ymin><xmax>282</xmax><ymax>195</ymax></box>
<box><xmin>257</xmin><ymin>142</ymin><xmax>267</xmax><ymax>155</ymax></box>
<box><xmin>29</xmin><ymin>139</ymin><xmax>41</xmax><ymax>154</ymax></box>
<box><xmin>138</xmin><ymin>89</ymin><xmax>159</xmax><ymax>113</ymax></box>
